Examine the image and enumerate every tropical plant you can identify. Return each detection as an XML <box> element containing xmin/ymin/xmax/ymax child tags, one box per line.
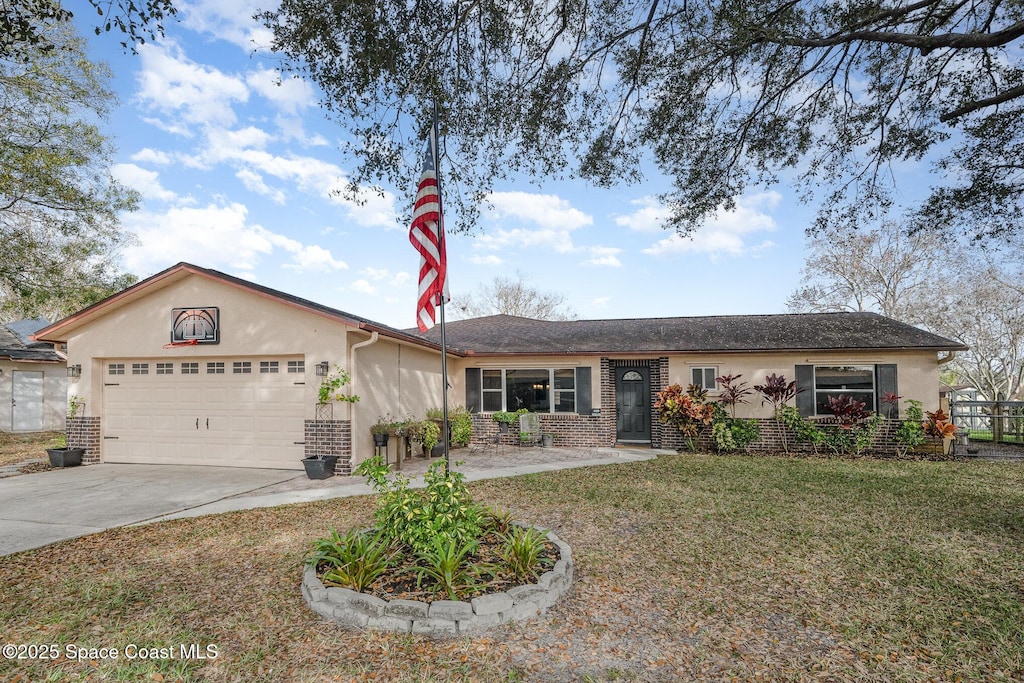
<box><xmin>754</xmin><ymin>374</ymin><xmax>801</xmax><ymax>415</ymax></box>
<box><xmin>412</xmin><ymin>536</ymin><xmax>486</xmax><ymax>601</ymax></box>
<box><xmin>418</xmin><ymin>419</ymin><xmax>441</xmax><ymax>454</ymax></box>
<box><xmin>826</xmin><ymin>395</ymin><xmax>873</xmax><ymax>428</ymax></box>
<box><xmin>500</xmin><ymin>525</ymin><xmax>554</xmax><ymax>583</ymax></box>
<box><xmin>306</xmin><ymin>528</ymin><xmax>398</xmax><ymax>592</ymax></box>
<box><xmin>654</xmin><ymin>384</ymin><xmax>715</xmax><ymax>450</ymax></box>
<box><xmin>715</xmin><ymin>374</ymin><xmax>754</xmax><ymax>419</ymax></box>
<box><xmin>754</xmin><ymin>374</ymin><xmax>802</xmax><ymax>453</ymax></box>
<box><xmin>449</xmin><ymin>405</ymin><xmax>474</xmax><ymax>447</ymax></box>
<box><xmin>924</xmin><ymin>408</ymin><xmax>958</xmax><ymax>454</ymax></box>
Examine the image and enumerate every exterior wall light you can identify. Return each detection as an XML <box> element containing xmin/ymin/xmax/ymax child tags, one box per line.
<box><xmin>315</xmin><ymin>361</ymin><xmax>330</xmax><ymax>377</ymax></box>
<box><xmin>67</xmin><ymin>364</ymin><xmax>82</xmax><ymax>377</ymax></box>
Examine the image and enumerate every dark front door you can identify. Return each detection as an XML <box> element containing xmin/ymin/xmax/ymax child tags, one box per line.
<box><xmin>615</xmin><ymin>366</ymin><xmax>650</xmax><ymax>443</ymax></box>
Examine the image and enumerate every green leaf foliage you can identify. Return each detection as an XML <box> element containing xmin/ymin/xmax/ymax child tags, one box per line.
<box><xmin>0</xmin><ymin>19</ymin><xmax>138</xmax><ymax>321</ymax></box>
<box><xmin>259</xmin><ymin>0</ymin><xmax>1024</xmax><ymax>242</ymax></box>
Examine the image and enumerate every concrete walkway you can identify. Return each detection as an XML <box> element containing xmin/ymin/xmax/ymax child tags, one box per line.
<box><xmin>144</xmin><ymin>444</ymin><xmax>666</xmax><ymax>522</ymax></box>
<box><xmin>0</xmin><ymin>445</ymin><xmax>667</xmax><ymax>555</ymax></box>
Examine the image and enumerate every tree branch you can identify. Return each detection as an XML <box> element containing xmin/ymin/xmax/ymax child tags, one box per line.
<box><xmin>940</xmin><ymin>83</ymin><xmax>1024</xmax><ymax>121</ymax></box>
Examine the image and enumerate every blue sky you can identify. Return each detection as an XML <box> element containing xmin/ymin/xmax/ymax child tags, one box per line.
<box><xmin>75</xmin><ymin>0</ymin><xmax>927</xmax><ymax>330</ymax></box>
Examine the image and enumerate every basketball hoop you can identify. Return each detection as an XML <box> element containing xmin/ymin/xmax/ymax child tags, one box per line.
<box><xmin>162</xmin><ymin>339</ymin><xmax>200</xmax><ymax>349</ymax></box>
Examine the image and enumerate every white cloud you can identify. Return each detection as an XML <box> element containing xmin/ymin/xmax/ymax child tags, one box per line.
<box><xmin>246</xmin><ymin>68</ymin><xmax>316</xmax><ymax>115</ymax></box>
<box><xmin>360</xmin><ymin>267</ymin><xmax>412</xmax><ymax>288</ymax></box>
<box><xmin>130</xmin><ymin>148</ymin><xmax>172</xmax><ymax>165</ymax></box>
<box><xmin>136</xmin><ymin>42</ymin><xmax>249</xmax><ymax>130</ymax></box>
<box><xmin>236</xmin><ymin>168</ymin><xmax>286</xmax><ymax>204</ymax></box>
<box><xmin>469</xmin><ymin>254</ymin><xmax>504</xmax><ymax>266</ymax></box>
<box><xmin>642</xmin><ymin>191</ymin><xmax>782</xmax><ymax>258</ymax></box>
<box><xmin>111</xmin><ymin>164</ymin><xmax>177</xmax><ymax>202</ymax></box>
<box><xmin>120</xmin><ymin>202</ymin><xmax>343</xmax><ymax>277</ymax></box>
<box><xmin>591</xmin><ymin>296</ymin><xmax>611</xmax><ymax>308</ymax></box>
<box><xmin>178</xmin><ymin>0</ymin><xmax>275</xmax><ymax>51</ymax></box>
<box><xmin>615</xmin><ymin>196</ymin><xmax>671</xmax><ymax>233</ymax></box>
<box><xmin>351</xmin><ymin>279</ymin><xmax>377</xmax><ymax>295</ymax></box>
<box><xmin>285</xmin><ymin>245</ymin><xmax>348</xmax><ymax>273</ymax></box>
<box><xmin>583</xmin><ymin>246</ymin><xmax>622</xmax><ymax>267</ymax></box>
<box><xmin>487</xmin><ymin>191</ymin><xmax>593</xmax><ymax>231</ymax></box>
<box><xmin>121</xmin><ymin>202</ymin><xmax>282</xmax><ymax>274</ymax></box>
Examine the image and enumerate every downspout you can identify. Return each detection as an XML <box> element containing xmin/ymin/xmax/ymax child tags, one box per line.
<box><xmin>937</xmin><ymin>351</ymin><xmax>956</xmax><ymax>365</ymax></box>
<box><xmin>348</xmin><ymin>331</ymin><xmax>380</xmax><ymax>422</ymax></box>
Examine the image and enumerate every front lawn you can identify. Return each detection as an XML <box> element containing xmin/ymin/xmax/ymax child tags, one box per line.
<box><xmin>2</xmin><ymin>454</ymin><xmax>1023</xmax><ymax>682</ymax></box>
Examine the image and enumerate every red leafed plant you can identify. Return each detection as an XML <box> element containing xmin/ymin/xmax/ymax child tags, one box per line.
<box><xmin>716</xmin><ymin>373</ymin><xmax>754</xmax><ymax>419</ymax></box>
<box><xmin>826</xmin><ymin>394</ymin><xmax>873</xmax><ymax>428</ymax></box>
<box><xmin>655</xmin><ymin>384</ymin><xmax>715</xmax><ymax>445</ymax></box>
<box><xmin>924</xmin><ymin>409</ymin><xmax>958</xmax><ymax>439</ymax></box>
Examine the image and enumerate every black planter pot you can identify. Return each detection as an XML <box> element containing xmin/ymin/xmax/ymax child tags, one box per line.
<box><xmin>302</xmin><ymin>456</ymin><xmax>338</xmax><ymax>479</ymax></box>
<box><xmin>47</xmin><ymin>447</ymin><xmax>84</xmax><ymax>468</ymax></box>
<box><xmin>372</xmin><ymin>432</ymin><xmax>389</xmax><ymax>447</ymax></box>
<box><xmin>498</xmin><ymin>422</ymin><xmax>510</xmax><ymax>434</ymax></box>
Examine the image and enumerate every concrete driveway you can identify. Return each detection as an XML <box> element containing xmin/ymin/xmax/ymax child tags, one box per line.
<box><xmin>0</xmin><ymin>464</ymin><xmax>302</xmax><ymax>556</ymax></box>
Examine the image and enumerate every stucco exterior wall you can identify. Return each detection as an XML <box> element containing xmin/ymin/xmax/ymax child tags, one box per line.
<box><xmin>666</xmin><ymin>350</ymin><xmax>943</xmax><ymax>418</ymax></box>
<box><xmin>62</xmin><ymin>273</ymin><xmax>356</xmax><ymax>420</ymax></box>
<box><xmin>0</xmin><ymin>360</ymin><xmax>66</xmax><ymax>432</ymax></box>
<box><xmin>347</xmin><ymin>333</ymin><xmax>445</xmax><ymax>465</ymax></box>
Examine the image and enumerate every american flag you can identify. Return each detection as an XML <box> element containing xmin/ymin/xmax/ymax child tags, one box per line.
<box><xmin>409</xmin><ymin>131</ymin><xmax>449</xmax><ymax>332</ymax></box>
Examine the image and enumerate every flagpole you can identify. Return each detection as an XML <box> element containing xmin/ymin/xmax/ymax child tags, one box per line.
<box><xmin>433</xmin><ymin>98</ymin><xmax>451</xmax><ymax>477</ymax></box>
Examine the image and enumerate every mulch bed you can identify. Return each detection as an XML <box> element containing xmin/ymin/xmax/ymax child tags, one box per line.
<box><xmin>320</xmin><ymin>532</ymin><xmax>561</xmax><ymax>603</ymax></box>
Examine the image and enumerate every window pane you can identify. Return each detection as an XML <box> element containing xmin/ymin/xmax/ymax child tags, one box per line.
<box><xmin>815</xmin><ymin>366</ymin><xmax>873</xmax><ymax>391</ymax></box>
<box><xmin>482</xmin><ymin>370</ymin><xmax>502</xmax><ymax>390</ymax></box>
<box><xmin>482</xmin><ymin>392</ymin><xmax>502</xmax><ymax>412</ymax></box>
<box><xmin>554</xmin><ymin>369</ymin><xmax>575</xmax><ymax>389</ymax></box>
<box><xmin>505</xmin><ymin>369</ymin><xmax>549</xmax><ymax>412</ymax></box>
<box><xmin>554</xmin><ymin>390</ymin><xmax>575</xmax><ymax>412</ymax></box>
<box><xmin>691</xmin><ymin>368</ymin><xmax>701</xmax><ymax>386</ymax></box>
<box><xmin>703</xmin><ymin>368</ymin><xmax>717</xmax><ymax>389</ymax></box>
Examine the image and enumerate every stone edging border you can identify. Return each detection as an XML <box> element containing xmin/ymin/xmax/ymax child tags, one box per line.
<box><xmin>301</xmin><ymin>528</ymin><xmax>573</xmax><ymax>636</ymax></box>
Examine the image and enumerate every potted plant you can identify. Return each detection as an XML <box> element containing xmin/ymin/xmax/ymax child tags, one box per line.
<box><xmin>923</xmin><ymin>408</ymin><xmax>957</xmax><ymax>456</ymax></box>
<box><xmin>370</xmin><ymin>417</ymin><xmax>393</xmax><ymax>447</ymax></box>
<box><xmin>46</xmin><ymin>436</ymin><xmax>84</xmax><ymax>468</ymax></box>
<box><xmin>304</xmin><ymin>365</ymin><xmax>360</xmax><ymax>478</ymax></box>
<box><xmin>492</xmin><ymin>411</ymin><xmax>517</xmax><ymax>433</ymax></box>
<box><xmin>418</xmin><ymin>419</ymin><xmax>441</xmax><ymax>457</ymax></box>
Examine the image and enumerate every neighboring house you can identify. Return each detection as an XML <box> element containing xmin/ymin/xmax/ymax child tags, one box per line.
<box><xmin>1</xmin><ymin>318</ymin><xmax>67</xmax><ymax>432</ymax></box>
<box><xmin>34</xmin><ymin>262</ymin><xmax>966</xmax><ymax>469</ymax></box>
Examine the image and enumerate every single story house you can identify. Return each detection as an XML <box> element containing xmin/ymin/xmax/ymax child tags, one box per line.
<box><xmin>33</xmin><ymin>262</ymin><xmax>966</xmax><ymax>469</ymax></box>
<box><xmin>1</xmin><ymin>318</ymin><xmax>67</xmax><ymax>432</ymax></box>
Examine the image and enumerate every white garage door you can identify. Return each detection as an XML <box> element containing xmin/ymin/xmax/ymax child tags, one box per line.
<box><xmin>102</xmin><ymin>357</ymin><xmax>306</xmax><ymax>470</ymax></box>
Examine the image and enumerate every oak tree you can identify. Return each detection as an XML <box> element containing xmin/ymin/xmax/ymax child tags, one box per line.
<box><xmin>260</xmin><ymin>0</ymin><xmax>1024</xmax><ymax>241</ymax></box>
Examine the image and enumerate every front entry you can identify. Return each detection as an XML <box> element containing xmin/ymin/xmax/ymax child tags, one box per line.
<box><xmin>615</xmin><ymin>366</ymin><xmax>650</xmax><ymax>443</ymax></box>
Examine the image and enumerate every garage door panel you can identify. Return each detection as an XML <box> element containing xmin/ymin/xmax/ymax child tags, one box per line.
<box><xmin>103</xmin><ymin>357</ymin><xmax>305</xmax><ymax>470</ymax></box>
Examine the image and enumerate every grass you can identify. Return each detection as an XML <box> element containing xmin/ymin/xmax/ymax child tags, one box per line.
<box><xmin>2</xmin><ymin>444</ymin><xmax>1023</xmax><ymax>681</ymax></box>
<box><xmin>0</xmin><ymin>430</ymin><xmax>62</xmax><ymax>467</ymax></box>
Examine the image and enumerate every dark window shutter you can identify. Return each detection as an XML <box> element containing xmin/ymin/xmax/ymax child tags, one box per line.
<box><xmin>795</xmin><ymin>365</ymin><xmax>815</xmax><ymax>417</ymax></box>
<box><xmin>465</xmin><ymin>368</ymin><xmax>481</xmax><ymax>412</ymax></box>
<box><xmin>876</xmin><ymin>364</ymin><xmax>898</xmax><ymax>418</ymax></box>
<box><xmin>576</xmin><ymin>367</ymin><xmax>592</xmax><ymax>415</ymax></box>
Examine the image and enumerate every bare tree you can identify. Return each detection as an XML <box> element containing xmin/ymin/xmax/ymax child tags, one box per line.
<box><xmin>789</xmin><ymin>224</ymin><xmax>1024</xmax><ymax>400</ymax></box>
<box><xmin>453</xmin><ymin>274</ymin><xmax>577</xmax><ymax>321</ymax></box>
<box><xmin>786</xmin><ymin>223</ymin><xmax>943</xmax><ymax>321</ymax></box>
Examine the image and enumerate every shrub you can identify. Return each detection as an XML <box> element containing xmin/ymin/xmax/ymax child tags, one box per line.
<box><xmin>356</xmin><ymin>456</ymin><xmax>484</xmax><ymax>556</ymax></box>
<box><xmin>412</xmin><ymin>535</ymin><xmax>487</xmax><ymax>600</ymax></box>
<box><xmin>716</xmin><ymin>374</ymin><xmax>753</xmax><ymax>418</ymax></box>
<box><xmin>892</xmin><ymin>399</ymin><xmax>927</xmax><ymax>457</ymax></box>
<box><xmin>655</xmin><ymin>384</ymin><xmax>715</xmax><ymax>450</ymax></box>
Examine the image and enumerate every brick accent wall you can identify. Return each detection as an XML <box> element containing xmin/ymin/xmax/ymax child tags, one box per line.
<box><xmin>470</xmin><ymin>413</ymin><xmax>615</xmax><ymax>448</ymax></box>
<box><xmin>305</xmin><ymin>420</ymin><xmax>353</xmax><ymax>475</ymax></box>
<box><xmin>67</xmin><ymin>416</ymin><xmax>101</xmax><ymax>465</ymax></box>
<box><xmin>660</xmin><ymin>416</ymin><xmax>906</xmax><ymax>455</ymax></box>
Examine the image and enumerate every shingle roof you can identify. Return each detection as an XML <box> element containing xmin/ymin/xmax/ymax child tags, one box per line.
<box><xmin>0</xmin><ymin>320</ymin><xmax>63</xmax><ymax>363</ymax></box>
<box><xmin>409</xmin><ymin>312</ymin><xmax>967</xmax><ymax>355</ymax></box>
